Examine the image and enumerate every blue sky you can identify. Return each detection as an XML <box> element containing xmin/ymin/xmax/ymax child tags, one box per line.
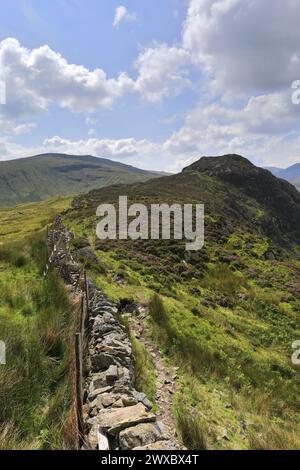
<box><xmin>1</xmin><ymin>0</ymin><xmax>300</xmax><ymax>171</ymax></box>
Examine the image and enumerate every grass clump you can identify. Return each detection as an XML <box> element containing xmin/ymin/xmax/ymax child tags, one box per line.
<box><xmin>174</xmin><ymin>403</ymin><xmax>207</xmax><ymax>450</ymax></box>
<box><xmin>149</xmin><ymin>294</ymin><xmax>168</xmax><ymax>327</ymax></box>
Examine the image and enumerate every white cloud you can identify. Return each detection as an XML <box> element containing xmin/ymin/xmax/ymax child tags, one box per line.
<box><xmin>0</xmin><ymin>117</ymin><xmax>36</xmax><ymax>137</ymax></box>
<box><xmin>41</xmin><ymin>135</ymin><xmax>162</xmax><ymax>168</ymax></box>
<box><xmin>134</xmin><ymin>44</ymin><xmax>191</xmax><ymax>102</ymax></box>
<box><xmin>0</xmin><ymin>38</ymin><xmax>136</xmax><ymax>116</ymax></box>
<box><xmin>183</xmin><ymin>0</ymin><xmax>300</xmax><ymax>94</ymax></box>
<box><xmin>0</xmin><ymin>38</ymin><xmax>191</xmax><ymax>121</ymax></box>
<box><xmin>163</xmin><ymin>90</ymin><xmax>300</xmax><ymax>169</ymax></box>
<box><xmin>113</xmin><ymin>5</ymin><xmax>137</xmax><ymax>28</ymax></box>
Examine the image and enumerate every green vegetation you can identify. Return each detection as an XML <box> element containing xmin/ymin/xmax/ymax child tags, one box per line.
<box><xmin>131</xmin><ymin>336</ymin><xmax>157</xmax><ymax>407</ymax></box>
<box><xmin>174</xmin><ymin>401</ymin><xmax>207</xmax><ymax>450</ymax></box>
<box><xmin>61</xmin><ymin>155</ymin><xmax>300</xmax><ymax>450</ymax></box>
<box><xmin>0</xmin><ymin>198</ymin><xmax>77</xmax><ymax>449</ymax></box>
<box><xmin>0</xmin><ymin>153</ymin><xmax>165</xmax><ymax>207</ymax></box>
<box><xmin>0</xmin><ymin>196</ymin><xmax>72</xmax><ymax>243</ymax></box>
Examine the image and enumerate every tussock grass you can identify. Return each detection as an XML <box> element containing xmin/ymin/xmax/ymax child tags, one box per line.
<box><xmin>0</xmin><ymin>233</ymin><xmax>77</xmax><ymax>449</ymax></box>
<box><xmin>149</xmin><ymin>294</ymin><xmax>168</xmax><ymax>327</ymax></box>
<box><xmin>174</xmin><ymin>403</ymin><xmax>207</xmax><ymax>450</ymax></box>
<box><xmin>248</xmin><ymin>420</ymin><xmax>300</xmax><ymax>450</ymax></box>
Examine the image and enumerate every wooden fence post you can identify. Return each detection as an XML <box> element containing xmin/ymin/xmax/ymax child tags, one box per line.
<box><xmin>75</xmin><ymin>332</ymin><xmax>84</xmax><ymax>448</ymax></box>
<box><xmin>80</xmin><ymin>294</ymin><xmax>85</xmax><ymax>343</ymax></box>
<box><xmin>84</xmin><ymin>270</ymin><xmax>89</xmax><ymax>315</ymax></box>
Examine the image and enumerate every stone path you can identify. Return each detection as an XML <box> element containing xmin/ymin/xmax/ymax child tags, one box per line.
<box><xmin>129</xmin><ymin>307</ymin><xmax>182</xmax><ymax>450</ymax></box>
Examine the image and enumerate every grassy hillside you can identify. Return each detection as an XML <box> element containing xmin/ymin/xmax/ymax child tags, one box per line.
<box><xmin>61</xmin><ymin>155</ymin><xmax>300</xmax><ymax>450</ymax></box>
<box><xmin>0</xmin><ymin>153</ymin><xmax>165</xmax><ymax>207</ymax></box>
<box><xmin>0</xmin><ymin>197</ymin><xmax>77</xmax><ymax>449</ymax></box>
<box><xmin>0</xmin><ymin>196</ymin><xmax>72</xmax><ymax>244</ymax></box>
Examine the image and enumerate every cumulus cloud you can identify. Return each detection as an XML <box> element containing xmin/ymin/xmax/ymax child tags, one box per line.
<box><xmin>0</xmin><ymin>38</ymin><xmax>135</xmax><ymax>116</ymax></box>
<box><xmin>0</xmin><ymin>117</ymin><xmax>36</xmax><ymax>137</ymax></box>
<box><xmin>134</xmin><ymin>44</ymin><xmax>191</xmax><ymax>102</ymax></box>
<box><xmin>163</xmin><ymin>90</ymin><xmax>300</xmax><ymax>169</ymax></box>
<box><xmin>0</xmin><ymin>38</ymin><xmax>191</xmax><ymax>119</ymax></box>
<box><xmin>183</xmin><ymin>0</ymin><xmax>300</xmax><ymax>94</ymax></box>
<box><xmin>113</xmin><ymin>5</ymin><xmax>137</xmax><ymax>28</ymax></box>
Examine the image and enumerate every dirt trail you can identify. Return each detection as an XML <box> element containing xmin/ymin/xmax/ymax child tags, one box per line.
<box><xmin>129</xmin><ymin>307</ymin><xmax>182</xmax><ymax>450</ymax></box>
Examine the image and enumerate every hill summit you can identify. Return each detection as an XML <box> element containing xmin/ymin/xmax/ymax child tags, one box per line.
<box><xmin>183</xmin><ymin>154</ymin><xmax>300</xmax><ymax>242</ymax></box>
<box><xmin>0</xmin><ymin>153</ymin><xmax>165</xmax><ymax>207</ymax></box>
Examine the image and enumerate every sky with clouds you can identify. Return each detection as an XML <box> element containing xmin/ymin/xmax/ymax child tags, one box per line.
<box><xmin>0</xmin><ymin>0</ymin><xmax>300</xmax><ymax>171</ymax></box>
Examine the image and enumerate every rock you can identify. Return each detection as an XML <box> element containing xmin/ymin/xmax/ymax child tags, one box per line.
<box><xmin>91</xmin><ymin>353</ymin><xmax>120</xmax><ymax>372</ymax></box>
<box><xmin>95</xmin><ymin>403</ymin><xmax>156</xmax><ymax>435</ymax></box>
<box><xmin>89</xmin><ymin>373</ymin><xmax>108</xmax><ymax>392</ymax></box>
<box><xmin>122</xmin><ymin>396</ymin><xmax>138</xmax><ymax>407</ymax></box>
<box><xmin>98</xmin><ymin>428</ymin><xmax>110</xmax><ymax>450</ymax></box>
<box><xmin>112</xmin><ymin>399</ymin><xmax>125</xmax><ymax>408</ymax></box>
<box><xmin>132</xmin><ymin>391</ymin><xmax>153</xmax><ymax>411</ymax></box>
<box><xmin>119</xmin><ymin>422</ymin><xmax>164</xmax><ymax>450</ymax></box>
<box><xmin>220</xmin><ymin>429</ymin><xmax>230</xmax><ymax>441</ymax></box>
<box><xmin>106</xmin><ymin>365</ymin><xmax>119</xmax><ymax>385</ymax></box>
<box><xmin>88</xmin><ymin>386</ymin><xmax>113</xmax><ymax>401</ymax></box>
<box><xmin>88</xmin><ymin>423</ymin><xmax>100</xmax><ymax>450</ymax></box>
<box><xmin>225</xmin><ymin>403</ymin><xmax>233</xmax><ymax>409</ymax></box>
<box><xmin>100</xmin><ymin>394</ymin><xmax>119</xmax><ymax>408</ymax></box>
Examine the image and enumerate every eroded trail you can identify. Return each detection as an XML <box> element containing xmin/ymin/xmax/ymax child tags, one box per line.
<box><xmin>129</xmin><ymin>308</ymin><xmax>182</xmax><ymax>450</ymax></box>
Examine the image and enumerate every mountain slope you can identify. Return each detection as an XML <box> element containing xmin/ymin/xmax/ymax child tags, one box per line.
<box><xmin>0</xmin><ymin>153</ymin><xmax>165</xmax><ymax>207</ymax></box>
<box><xmin>184</xmin><ymin>154</ymin><xmax>300</xmax><ymax>243</ymax></box>
<box><xmin>71</xmin><ymin>153</ymin><xmax>300</xmax><ymax>246</ymax></box>
<box><xmin>61</xmin><ymin>154</ymin><xmax>300</xmax><ymax>450</ymax></box>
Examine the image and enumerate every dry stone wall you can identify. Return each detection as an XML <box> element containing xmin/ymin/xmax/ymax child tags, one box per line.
<box><xmin>47</xmin><ymin>217</ymin><xmax>172</xmax><ymax>451</ymax></box>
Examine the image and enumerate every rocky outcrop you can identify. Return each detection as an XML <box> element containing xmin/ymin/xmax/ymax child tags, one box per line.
<box><xmin>47</xmin><ymin>217</ymin><xmax>169</xmax><ymax>451</ymax></box>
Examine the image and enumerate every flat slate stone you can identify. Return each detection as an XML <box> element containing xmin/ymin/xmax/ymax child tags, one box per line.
<box><xmin>96</xmin><ymin>403</ymin><xmax>156</xmax><ymax>435</ymax></box>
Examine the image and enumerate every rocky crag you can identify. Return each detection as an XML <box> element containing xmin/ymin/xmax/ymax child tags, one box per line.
<box><xmin>46</xmin><ymin>217</ymin><xmax>176</xmax><ymax>451</ymax></box>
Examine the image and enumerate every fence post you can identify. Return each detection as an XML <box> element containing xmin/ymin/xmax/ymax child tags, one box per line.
<box><xmin>84</xmin><ymin>270</ymin><xmax>89</xmax><ymax>316</ymax></box>
<box><xmin>80</xmin><ymin>294</ymin><xmax>85</xmax><ymax>343</ymax></box>
<box><xmin>75</xmin><ymin>332</ymin><xmax>84</xmax><ymax>448</ymax></box>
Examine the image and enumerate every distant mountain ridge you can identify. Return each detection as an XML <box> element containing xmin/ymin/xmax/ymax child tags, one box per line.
<box><xmin>0</xmin><ymin>153</ymin><xmax>166</xmax><ymax>207</ymax></box>
<box><xmin>265</xmin><ymin>163</ymin><xmax>300</xmax><ymax>190</ymax></box>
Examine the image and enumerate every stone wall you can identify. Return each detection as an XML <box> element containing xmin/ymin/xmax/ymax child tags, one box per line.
<box><xmin>47</xmin><ymin>218</ymin><xmax>171</xmax><ymax>451</ymax></box>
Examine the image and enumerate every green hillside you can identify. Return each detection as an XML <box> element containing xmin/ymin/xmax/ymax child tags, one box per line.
<box><xmin>0</xmin><ymin>153</ymin><xmax>165</xmax><ymax>207</ymax></box>
<box><xmin>60</xmin><ymin>154</ymin><xmax>300</xmax><ymax>450</ymax></box>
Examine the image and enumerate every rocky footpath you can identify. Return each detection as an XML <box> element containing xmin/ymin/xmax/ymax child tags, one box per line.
<box><xmin>47</xmin><ymin>218</ymin><xmax>174</xmax><ymax>451</ymax></box>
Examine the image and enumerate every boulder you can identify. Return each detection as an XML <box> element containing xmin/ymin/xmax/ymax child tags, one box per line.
<box><xmin>119</xmin><ymin>422</ymin><xmax>164</xmax><ymax>450</ymax></box>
